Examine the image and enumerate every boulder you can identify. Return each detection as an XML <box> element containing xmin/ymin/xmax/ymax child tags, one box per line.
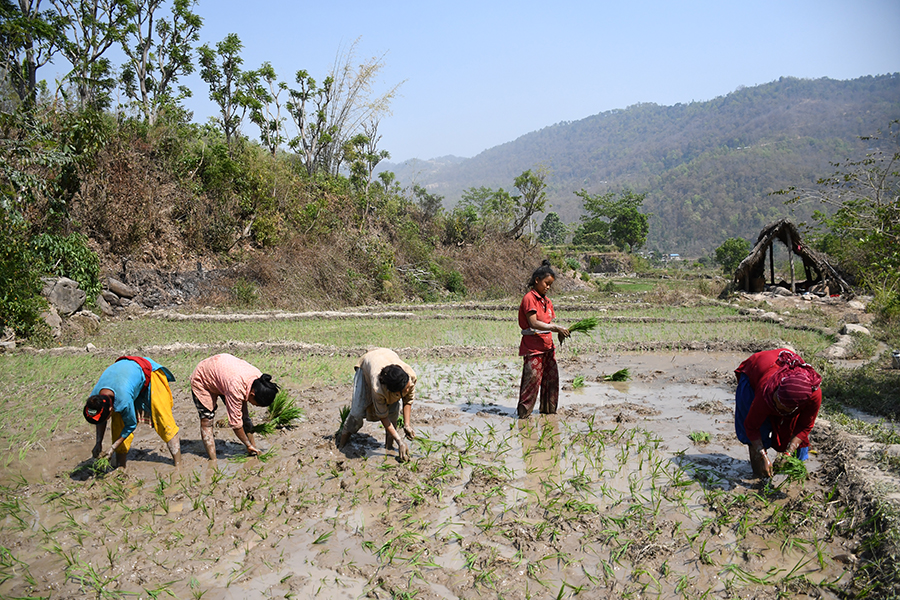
<box><xmin>101</xmin><ymin>290</ymin><xmax>121</xmax><ymax>306</ymax></box>
<box><xmin>40</xmin><ymin>305</ymin><xmax>62</xmax><ymax>336</ymax></box>
<box><xmin>0</xmin><ymin>341</ymin><xmax>15</xmax><ymax>352</ymax></box>
<box><xmin>45</xmin><ymin>277</ymin><xmax>86</xmax><ymax>315</ymax></box>
<box><xmin>771</xmin><ymin>286</ymin><xmax>793</xmax><ymax>296</ymax></box>
<box><xmin>108</xmin><ymin>277</ymin><xmax>138</xmax><ymax>299</ymax></box>
<box><xmin>842</xmin><ymin>323</ymin><xmax>871</xmax><ymax>336</ymax></box>
<box><xmin>847</xmin><ymin>300</ymin><xmax>867</xmax><ymax>311</ymax></box>
<box><xmin>96</xmin><ymin>294</ymin><xmax>116</xmax><ymax>317</ymax></box>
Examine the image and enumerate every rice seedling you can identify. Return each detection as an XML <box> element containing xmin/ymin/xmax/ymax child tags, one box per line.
<box><xmin>773</xmin><ymin>455</ymin><xmax>808</xmax><ymax>484</ymax></box>
<box><xmin>567</xmin><ymin>316</ymin><xmax>600</xmax><ymax>337</ymax></box>
<box><xmin>688</xmin><ymin>431</ymin><xmax>711</xmax><ymax>444</ymax></box>
<box><xmin>572</xmin><ymin>375</ymin><xmax>585</xmax><ymax>389</ymax></box>
<box><xmin>603</xmin><ymin>368</ymin><xmax>631</xmax><ymax>382</ymax></box>
<box><xmin>253</xmin><ymin>391</ymin><xmax>304</xmax><ymax>435</ymax></box>
<box><xmin>339</xmin><ymin>405</ymin><xmax>351</xmax><ymax>432</ymax></box>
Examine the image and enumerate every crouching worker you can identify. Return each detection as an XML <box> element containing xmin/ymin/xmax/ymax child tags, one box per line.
<box><xmin>734</xmin><ymin>348</ymin><xmax>823</xmax><ymax>479</ymax></box>
<box><xmin>338</xmin><ymin>348</ymin><xmax>417</xmax><ymax>462</ymax></box>
<box><xmin>190</xmin><ymin>354</ymin><xmax>279</xmax><ymax>460</ymax></box>
<box><xmin>84</xmin><ymin>356</ymin><xmax>181</xmax><ymax>469</ymax></box>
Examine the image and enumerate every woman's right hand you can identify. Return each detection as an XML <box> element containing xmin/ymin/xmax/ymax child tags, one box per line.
<box><xmin>92</xmin><ymin>442</ymin><xmax>102</xmax><ymax>459</ymax></box>
<box><xmin>246</xmin><ymin>444</ymin><xmax>260</xmax><ymax>456</ymax></box>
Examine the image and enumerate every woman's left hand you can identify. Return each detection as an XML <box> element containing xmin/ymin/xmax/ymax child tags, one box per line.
<box><xmin>403</xmin><ymin>425</ymin><xmax>417</xmax><ymax>440</ymax></box>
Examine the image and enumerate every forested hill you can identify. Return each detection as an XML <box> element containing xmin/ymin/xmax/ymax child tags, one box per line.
<box><xmin>383</xmin><ymin>75</ymin><xmax>900</xmax><ymax>255</ymax></box>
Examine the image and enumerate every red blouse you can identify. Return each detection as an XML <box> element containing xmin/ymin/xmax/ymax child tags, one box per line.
<box><xmin>736</xmin><ymin>348</ymin><xmax>822</xmax><ymax>450</ymax></box>
<box><xmin>518</xmin><ymin>289</ymin><xmax>555</xmax><ymax>356</ymax></box>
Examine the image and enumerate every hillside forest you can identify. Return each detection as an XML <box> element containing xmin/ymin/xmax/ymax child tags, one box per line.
<box><xmin>386</xmin><ymin>75</ymin><xmax>900</xmax><ymax>255</ymax></box>
<box><xmin>1</xmin><ymin>1</ymin><xmax>899</xmax><ymax>340</ymax></box>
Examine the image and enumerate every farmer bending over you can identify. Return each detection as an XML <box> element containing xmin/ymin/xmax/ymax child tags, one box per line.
<box><xmin>190</xmin><ymin>354</ymin><xmax>279</xmax><ymax>460</ymax></box>
<box><xmin>84</xmin><ymin>356</ymin><xmax>181</xmax><ymax>469</ymax></box>
<box><xmin>338</xmin><ymin>348</ymin><xmax>417</xmax><ymax>462</ymax></box>
<box><xmin>734</xmin><ymin>348</ymin><xmax>823</xmax><ymax>478</ymax></box>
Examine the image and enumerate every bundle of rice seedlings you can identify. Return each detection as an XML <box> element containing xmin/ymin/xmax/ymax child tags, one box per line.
<box><xmin>568</xmin><ymin>316</ymin><xmax>600</xmax><ymax>337</ymax></box>
<box><xmin>774</xmin><ymin>455</ymin><xmax>808</xmax><ymax>483</ymax></box>
<box><xmin>339</xmin><ymin>405</ymin><xmax>351</xmax><ymax>431</ymax></box>
<box><xmin>91</xmin><ymin>457</ymin><xmax>112</xmax><ymax>474</ymax></box>
<box><xmin>572</xmin><ymin>375</ymin><xmax>586</xmax><ymax>389</ymax></box>
<box><xmin>252</xmin><ymin>421</ymin><xmax>276</xmax><ymax>435</ymax></box>
<box><xmin>253</xmin><ymin>391</ymin><xmax>303</xmax><ymax>435</ymax></box>
<box><xmin>603</xmin><ymin>368</ymin><xmax>630</xmax><ymax>382</ymax></box>
<box><xmin>268</xmin><ymin>390</ymin><xmax>303</xmax><ymax>427</ymax></box>
<box><xmin>688</xmin><ymin>431</ymin><xmax>711</xmax><ymax>444</ymax></box>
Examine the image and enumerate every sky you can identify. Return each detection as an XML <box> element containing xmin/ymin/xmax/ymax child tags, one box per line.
<box><xmin>51</xmin><ymin>0</ymin><xmax>900</xmax><ymax>162</ymax></box>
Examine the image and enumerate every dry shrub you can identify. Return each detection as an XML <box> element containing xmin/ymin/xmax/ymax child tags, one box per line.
<box><xmin>434</xmin><ymin>239</ymin><xmax>544</xmax><ymax>299</ymax></box>
<box><xmin>645</xmin><ymin>284</ymin><xmax>691</xmax><ymax>306</ymax></box>
<box><xmin>72</xmin><ymin>139</ymin><xmax>190</xmax><ymax>265</ymax></box>
<box><xmin>251</xmin><ymin>233</ymin><xmax>383</xmax><ymax>310</ymax></box>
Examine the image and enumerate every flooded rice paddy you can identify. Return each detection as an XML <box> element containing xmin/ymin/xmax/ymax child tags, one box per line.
<box><xmin>0</xmin><ymin>352</ymin><xmax>872</xmax><ymax>598</ymax></box>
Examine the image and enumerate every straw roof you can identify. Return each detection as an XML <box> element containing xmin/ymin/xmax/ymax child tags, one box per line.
<box><xmin>731</xmin><ymin>219</ymin><xmax>852</xmax><ymax>295</ymax></box>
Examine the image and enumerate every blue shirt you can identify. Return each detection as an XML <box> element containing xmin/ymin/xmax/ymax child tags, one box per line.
<box><xmin>90</xmin><ymin>358</ymin><xmax>167</xmax><ymax>439</ymax></box>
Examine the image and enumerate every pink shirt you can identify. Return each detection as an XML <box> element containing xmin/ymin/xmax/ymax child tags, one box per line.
<box><xmin>190</xmin><ymin>354</ymin><xmax>262</xmax><ymax>429</ymax></box>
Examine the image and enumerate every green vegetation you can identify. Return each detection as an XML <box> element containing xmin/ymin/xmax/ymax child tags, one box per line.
<box><xmin>687</xmin><ymin>431</ymin><xmax>711</xmax><ymax>444</ymax></box>
<box><xmin>252</xmin><ymin>390</ymin><xmax>304</xmax><ymax>435</ymax></box>
<box><xmin>603</xmin><ymin>368</ymin><xmax>631</xmax><ymax>382</ymax></box>
<box><xmin>715</xmin><ymin>237</ymin><xmax>751</xmax><ymax>273</ymax></box>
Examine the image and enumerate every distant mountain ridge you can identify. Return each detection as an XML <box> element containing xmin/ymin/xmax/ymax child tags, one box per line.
<box><xmin>382</xmin><ymin>74</ymin><xmax>900</xmax><ymax>255</ymax></box>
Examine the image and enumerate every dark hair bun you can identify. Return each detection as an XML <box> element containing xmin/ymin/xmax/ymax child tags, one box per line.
<box><xmin>251</xmin><ymin>374</ymin><xmax>279</xmax><ymax>407</ymax></box>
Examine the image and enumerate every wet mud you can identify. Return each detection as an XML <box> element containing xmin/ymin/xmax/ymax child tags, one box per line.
<box><xmin>0</xmin><ymin>351</ymin><xmax>888</xmax><ymax>598</ymax></box>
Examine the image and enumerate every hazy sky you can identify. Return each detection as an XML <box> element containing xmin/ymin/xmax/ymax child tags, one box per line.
<box><xmin>62</xmin><ymin>0</ymin><xmax>900</xmax><ymax>161</ymax></box>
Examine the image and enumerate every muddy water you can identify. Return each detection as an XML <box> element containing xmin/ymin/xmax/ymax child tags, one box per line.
<box><xmin>0</xmin><ymin>352</ymin><xmax>858</xmax><ymax>599</ymax></box>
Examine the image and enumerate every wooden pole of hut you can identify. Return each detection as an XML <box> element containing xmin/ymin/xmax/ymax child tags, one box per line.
<box><xmin>786</xmin><ymin>229</ymin><xmax>795</xmax><ymax>293</ymax></box>
<box><xmin>769</xmin><ymin>244</ymin><xmax>774</xmax><ymax>289</ymax></box>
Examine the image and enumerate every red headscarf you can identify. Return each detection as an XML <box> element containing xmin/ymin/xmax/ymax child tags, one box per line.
<box><xmin>760</xmin><ymin>350</ymin><xmax>822</xmax><ymax>410</ymax></box>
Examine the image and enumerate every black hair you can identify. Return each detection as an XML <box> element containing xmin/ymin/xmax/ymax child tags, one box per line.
<box><xmin>527</xmin><ymin>260</ymin><xmax>556</xmax><ymax>289</ymax></box>
<box><xmin>84</xmin><ymin>393</ymin><xmax>112</xmax><ymax>423</ymax></box>
<box><xmin>378</xmin><ymin>364</ymin><xmax>410</xmax><ymax>394</ymax></box>
<box><xmin>250</xmin><ymin>374</ymin><xmax>279</xmax><ymax>407</ymax></box>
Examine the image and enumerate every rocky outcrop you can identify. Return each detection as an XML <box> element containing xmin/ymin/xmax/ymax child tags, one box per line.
<box><xmin>42</xmin><ymin>277</ymin><xmax>86</xmax><ymax>316</ymax></box>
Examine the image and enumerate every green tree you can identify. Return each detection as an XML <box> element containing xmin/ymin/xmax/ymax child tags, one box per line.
<box><xmin>508</xmin><ymin>168</ymin><xmax>548</xmax><ymax>239</ymax></box>
<box><xmin>538</xmin><ymin>211</ymin><xmax>566</xmax><ymax>244</ymax></box>
<box><xmin>198</xmin><ymin>32</ymin><xmax>249</xmax><ymax>151</ymax></box>
<box><xmin>244</xmin><ymin>61</ymin><xmax>286</xmax><ymax>156</ymax></box>
<box><xmin>575</xmin><ymin>188</ymin><xmax>649</xmax><ymax>251</ymax></box>
<box><xmin>610</xmin><ymin>207</ymin><xmax>649</xmax><ymax>251</ymax></box>
<box><xmin>120</xmin><ymin>0</ymin><xmax>202</xmax><ymax>125</ymax></box>
<box><xmin>715</xmin><ymin>237</ymin><xmax>750</xmax><ymax>273</ymax></box>
<box><xmin>0</xmin><ymin>0</ymin><xmax>66</xmax><ymax>107</ymax></box>
<box><xmin>412</xmin><ymin>184</ymin><xmax>442</xmax><ymax>221</ymax></box>
<box><xmin>51</xmin><ymin>0</ymin><xmax>129</xmax><ymax>109</ymax></box>
<box><xmin>344</xmin><ymin>120</ymin><xmax>390</xmax><ymax>231</ymax></box>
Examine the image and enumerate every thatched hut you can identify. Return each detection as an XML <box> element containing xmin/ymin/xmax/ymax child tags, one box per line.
<box><xmin>731</xmin><ymin>219</ymin><xmax>852</xmax><ymax>295</ymax></box>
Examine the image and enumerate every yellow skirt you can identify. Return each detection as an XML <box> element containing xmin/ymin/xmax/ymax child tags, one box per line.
<box><xmin>111</xmin><ymin>370</ymin><xmax>179</xmax><ymax>454</ymax></box>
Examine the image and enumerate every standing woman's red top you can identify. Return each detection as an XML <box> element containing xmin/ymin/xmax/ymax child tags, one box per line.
<box><xmin>518</xmin><ymin>289</ymin><xmax>555</xmax><ymax>356</ymax></box>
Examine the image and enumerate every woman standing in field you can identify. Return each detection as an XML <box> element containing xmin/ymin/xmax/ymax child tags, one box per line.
<box><xmin>190</xmin><ymin>354</ymin><xmax>279</xmax><ymax>460</ymax></box>
<box><xmin>83</xmin><ymin>356</ymin><xmax>181</xmax><ymax>469</ymax></box>
<box><xmin>517</xmin><ymin>260</ymin><xmax>570</xmax><ymax>418</ymax></box>
<box><xmin>734</xmin><ymin>348</ymin><xmax>823</xmax><ymax>478</ymax></box>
